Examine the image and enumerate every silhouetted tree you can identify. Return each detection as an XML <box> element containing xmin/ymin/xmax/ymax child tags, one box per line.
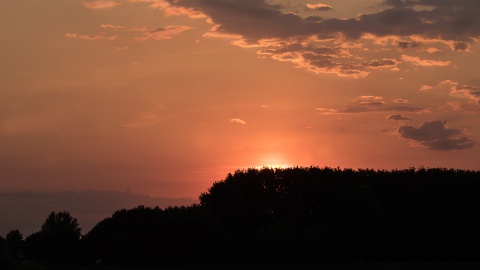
<box><xmin>24</xmin><ymin>211</ymin><xmax>81</xmax><ymax>264</ymax></box>
<box><xmin>198</xmin><ymin>166</ymin><xmax>480</xmax><ymax>263</ymax></box>
<box><xmin>5</xmin><ymin>230</ymin><xmax>24</xmax><ymax>260</ymax></box>
<box><xmin>83</xmin><ymin>205</ymin><xmax>233</xmax><ymax>266</ymax></box>
<box><xmin>15</xmin><ymin>166</ymin><xmax>479</xmax><ymax>266</ymax></box>
<box><xmin>42</xmin><ymin>211</ymin><xmax>81</xmax><ymax>263</ymax></box>
<box><xmin>24</xmin><ymin>231</ymin><xmax>43</xmax><ymax>261</ymax></box>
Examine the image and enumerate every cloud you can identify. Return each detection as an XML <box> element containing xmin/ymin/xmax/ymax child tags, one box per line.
<box><xmin>83</xmin><ymin>1</ymin><xmax>121</xmax><ymax>9</ymax></box>
<box><xmin>397</xmin><ymin>120</ymin><xmax>476</xmax><ymax>150</ymax></box>
<box><xmin>327</xmin><ymin>96</ymin><xmax>427</xmax><ymax>114</ymax></box>
<box><xmin>426</xmin><ymin>47</ymin><xmax>440</xmax><ymax>53</ymax></box>
<box><xmin>306</xmin><ymin>3</ymin><xmax>333</xmax><ymax>11</ymax></box>
<box><xmin>452</xmin><ymin>41</ymin><xmax>470</xmax><ymax>52</ymax></box>
<box><xmin>65</xmin><ymin>32</ymin><xmax>117</xmax><ymax>40</ymax></box>
<box><xmin>256</xmin><ymin>41</ymin><xmax>372</xmax><ymax>78</ymax></box>
<box><xmin>388</xmin><ymin>114</ymin><xmax>411</xmax><ymax>120</ymax></box>
<box><xmin>419</xmin><ymin>85</ymin><xmax>433</xmax><ymax>91</ymax></box>
<box><xmin>65</xmin><ymin>33</ymin><xmax>77</xmax><ymax>38</ymax></box>
<box><xmin>395</xmin><ymin>99</ymin><xmax>409</xmax><ymax>103</ymax></box>
<box><xmin>230</xmin><ymin>118</ymin><xmax>246</xmax><ymax>125</ymax></box>
<box><xmin>160</xmin><ymin>0</ymin><xmax>480</xmax><ymax>76</ymax></box>
<box><xmin>401</xmin><ymin>55</ymin><xmax>451</xmax><ymax>67</ymax></box>
<box><xmin>68</xmin><ymin>23</ymin><xmax>192</xmax><ymax>42</ymax></box>
<box><xmin>451</xmin><ymin>84</ymin><xmax>480</xmax><ymax>104</ymax></box>
<box><xmin>135</xmin><ymin>25</ymin><xmax>194</xmax><ymax>41</ymax></box>
<box><xmin>396</xmin><ymin>40</ymin><xmax>420</xmax><ymax>49</ymax></box>
<box><xmin>167</xmin><ymin>0</ymin><xmax>480</xmax><ymax>42</ymax></box>
<box><xmin>367</xmin><ymin>59</ymin><xmax>399</xmax><ymax>69</ymax></box>
<box><xmin>426</xmin><ymin>80</ymin><xmax>480</xmax><ymax>109</ymax></box>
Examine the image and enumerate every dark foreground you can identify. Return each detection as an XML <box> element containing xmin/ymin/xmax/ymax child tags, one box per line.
<box><xmin>2</xmin><ymin>167</ymin><xmax>480</xmax><ymax>267</ymax></box>
<box><xmin>4</xmin><ymin>262</ymin><xmax>480</xmax><ymax>270</ymax></box>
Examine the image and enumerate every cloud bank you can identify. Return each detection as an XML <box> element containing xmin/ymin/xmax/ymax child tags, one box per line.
<box><xmin>78</xmin><ymin>0</ymin><xmax>480</xmax><ymax>77</ymax></box>
<box><xmin>161</xmin><ymin>0</ymin><xmax>480</xmax><ymax>76</ymax></box>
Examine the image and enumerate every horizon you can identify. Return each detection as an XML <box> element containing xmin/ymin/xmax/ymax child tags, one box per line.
<box><xmin>2</xmin><ymin>1</ymin><xmax>480</xmax><ymax>200</ymax></box>
<box><xmin>2</xmin><ymin>165</ymin><xmax>479</xmax><ymax>237</ymax></box>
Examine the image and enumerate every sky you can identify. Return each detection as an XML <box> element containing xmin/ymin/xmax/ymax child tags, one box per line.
<box><xmin>1</xmin><ymin>0</ymin><xmax>480</xmax><ymax>203</ymax></box>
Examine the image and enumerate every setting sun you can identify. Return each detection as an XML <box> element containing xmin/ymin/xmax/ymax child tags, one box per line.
<box><xmin>249</xmin><ymin>154</ymin><xmax>293</xmax><ymax>169</ymax></box>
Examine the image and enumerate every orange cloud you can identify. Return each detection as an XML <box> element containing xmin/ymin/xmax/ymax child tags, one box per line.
<box><xmin>401</xmin><ymin>55</ymin><xmax>451</xmax><ymax>67</ymax></box>
<box><xmin>306</xmin><ymin>3</ymin><xmax>333</xmax><ymax>11</ymax></box>
<box><xmin>419</xmin><ymin>85</ymin><xmax>433</xmax><ymax>91</ymax></box>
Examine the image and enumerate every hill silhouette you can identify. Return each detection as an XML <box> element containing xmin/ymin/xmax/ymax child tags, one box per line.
<box><xmin>2</xmin><ymin>166</ymin><xmax>480</xmax><ymax>267</ymax></box>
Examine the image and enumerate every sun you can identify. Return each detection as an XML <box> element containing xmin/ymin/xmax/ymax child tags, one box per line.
<box><xmin>255</xmin><ymin>155</ymin><xmax>292</xmax><ymax>169</ymax></box>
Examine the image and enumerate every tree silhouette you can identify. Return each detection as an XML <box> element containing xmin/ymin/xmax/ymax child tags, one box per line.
<box><xmin>15</xmin><ymin>166</ymin><xmax>480</xmax><ymax>266</ymax></box>
<box><xmin>5</xmin><ymin>230</ymin><xmax>24</xmax><ymax>259</ymax></box>
<box><xmin>83</xmin><ymin>205</ymin><xmax>233</xmax><ymax>266</ymax></box>
<box><xmin>24</xmin><ymin>211</ymin><xmax>82</xmax><ymax>264</ymax></box>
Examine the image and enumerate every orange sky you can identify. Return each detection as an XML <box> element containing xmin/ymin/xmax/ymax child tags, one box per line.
<box><xmin>1</xmin><ymin>0</ymin><xmax>480</xmax><ymax>198</ymax></box>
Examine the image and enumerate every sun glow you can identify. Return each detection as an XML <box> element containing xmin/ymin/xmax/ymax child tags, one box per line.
<box><xmin>253</xmin><ymin>154</ymin><xmax>292</xmax><ymax>169</ymax></box>
<box><xmin>260</xmin><ymin>163</ymin><xmax>291</xmax><ymax>169</ymax></box>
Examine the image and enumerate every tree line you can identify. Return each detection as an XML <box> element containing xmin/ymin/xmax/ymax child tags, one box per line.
<box><xmin>2</xmin><ymin>166</ymin><xmax>480</xmax><ymax>267</ymax></box>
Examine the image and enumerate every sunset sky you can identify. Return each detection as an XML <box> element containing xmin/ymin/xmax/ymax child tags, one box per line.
<box><xmin>1</xmin><ymin>0</ymin><xmax>480</xmax><ymax>199</ymax></box>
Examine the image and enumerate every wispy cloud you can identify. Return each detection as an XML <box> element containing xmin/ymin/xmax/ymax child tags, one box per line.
<box><xmin>387</xmin><ymin>114</ymin><xmax>411</xmax><ymax>121</ymax></box>
<box><xmin>320</xmin><ymin>96</ymin><xmax>427</xmax><ymax>114</ymax></box>
<box><xmin>83</xmin><ymin>1</ymin><xmax>121</xmax><ymax>9</ymax></box>
<box><xmin>67</xmin><ymin>24</ymin><xmax>192</xmax><ymax>42</ymax></box>
<box><xmin>419</xmin><ymin>85</ymin><xmax>433</xmax><ymax>91</ymax></box>
<box><xmin>401</xmin><ymin>55</ymin><xmax>451</xmax><ymax>67</ymax></box>
<box><xmin>136</xmin><ymin>25</ymin><xmax>194</xmax><ymax>41</ymax></box>
<box><xmin>306</xmin><ymin>3</ymin><xmax>333</xmax><ymax>11</ymax></box>
<box><xmin>230</xmin><ymin>118</ymin><xmax>246</xmax><ymax>125</ymax></box>
<box><xmin>395</xmin><ymin>99</ymin><xmax>409</xmax><ymax>104</ymax></box>
<box><xmin>65</xmin><ymin>32</ymin><xmax>117</xmax><ymax>40</ymax></box>
<box><xmin>397</xmin><ymin>120</ymin><xmax>476</xmax><ymax>150</ymax></box>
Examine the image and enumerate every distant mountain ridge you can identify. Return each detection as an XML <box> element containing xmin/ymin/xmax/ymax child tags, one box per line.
<box><xmin>0</xmin><ymin>190</ymin><xmax>197</xmax><ymax>236</ymax></box>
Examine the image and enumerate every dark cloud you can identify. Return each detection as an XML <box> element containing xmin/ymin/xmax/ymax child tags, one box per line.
<box><xmin>397</xmin><ymin>120</ymin><xmax>476</xmax><ymax>150</ymax></box>
<box><xmin>305</xmin><ymin>16</ymin><xmax>324</xmax><ymax>22</ymax></box>
<box><xmin>167</xmin><ymin>0</ymin><xmax>315</xmax><ymax>41</ymax></box>
<box><xmin>167</xmin><ymin>0</ymin><xmax>480</xmax><ymax>76</ymax></box>
<box><xmin>453</xmin><ymin>41</ymin><xmax>469</xmax><ymax>51</ymax></box>
<box><xmin>368</xmin><ymin>59</ymin><xmax>398</xmax><ymax>68</ymax></box>
<box><xmin>168</xmin><ymin>0</ymin><xmax>480</xmax><ymax>42</ymax></box>
<box><xmin>388</xmin><ymin>114</ymin><xmax>411</xmax><ymax>120</ymax></box>
<box><xmin>397</xmin><ymin>40</ymin><xmax>420</xmax><ymax>49</ymax></box>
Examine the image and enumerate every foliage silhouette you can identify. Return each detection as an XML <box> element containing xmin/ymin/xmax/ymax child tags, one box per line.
<box><xmin>83</xmin><ymin>205</ymin><xmax>233</xmax><ymax>266</ymax></box>
<box><xmin>24</xmin><ymin>211</ymin><xmax>81</xmax><ymax>264</ymax></box>
<box><xmin>11</xmin><ymin>166</ymin><xmax>480</xmax><ymax>266</ymax></box>
<box><xmin>5</xmin><ymin>229</ymin><xmax>24</xmax><ymax>260</ymax></box>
